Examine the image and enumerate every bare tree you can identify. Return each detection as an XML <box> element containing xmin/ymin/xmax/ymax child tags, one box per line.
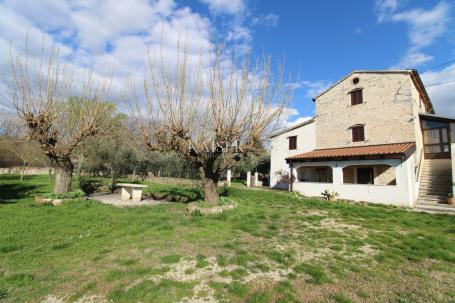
<box><xmin>131</xmin><ymin>43</ymin><xmax>291</xmax><ymax>204</ymax></box>
<box><xmin>5</xmin><ymin>38</ymin><xmax>120</xmax><ymax>193</ymax></box>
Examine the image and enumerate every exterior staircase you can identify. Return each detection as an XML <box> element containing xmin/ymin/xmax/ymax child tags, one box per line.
<box><xmin>416</xmin><ymin>159</ymin><xmax>455</xmax><ymax>214</ymax></box>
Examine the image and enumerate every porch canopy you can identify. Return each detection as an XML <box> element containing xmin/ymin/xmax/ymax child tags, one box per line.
<box><xmin>286</xmin><ymin>142</ymin><xmax>415</xmax><ymax>162</ymax></box>
<box><xmin>285</xmin><ymin>142</ymin><xmax>418</xmax><ymax>207</ymax></box>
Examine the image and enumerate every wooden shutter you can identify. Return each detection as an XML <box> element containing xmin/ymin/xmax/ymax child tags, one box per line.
<box><xmin>289</xmin><ymin>136</ymin><xmax>297</xmax><ymax>150</ymax></box>
<box><xmin>352</xmin><ymin>126</ymin><xmax>365</xmax><ymax>142</ymax></box>
<box><xmin>351</xmin><ymin>89</ymin><xmax>363</xmax><ymax>105</ymax></box>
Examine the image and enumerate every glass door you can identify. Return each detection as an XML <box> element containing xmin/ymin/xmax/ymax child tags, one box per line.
<box><xmin>422</xmin><ymin>119</ymin><xmax>450</xmax><ymax>159</ymax></box>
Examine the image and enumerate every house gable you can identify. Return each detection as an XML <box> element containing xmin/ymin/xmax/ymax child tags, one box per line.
<box><xmin>313</xmin><ymin>71</ymin><xmax>428</xmax><ymax>150</ymax></box>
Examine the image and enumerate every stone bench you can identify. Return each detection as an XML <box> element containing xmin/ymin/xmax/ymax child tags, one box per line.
<box><xmin>117</xmin><ymin>183</ymin><xmax>148</xmax><ymax>202</ymax></box>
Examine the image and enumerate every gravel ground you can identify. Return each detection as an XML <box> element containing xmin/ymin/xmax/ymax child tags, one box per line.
<box><xmin>88</xmin><ymin>193</ymin><xmax>166</xmax><ymax>207</ymax></box>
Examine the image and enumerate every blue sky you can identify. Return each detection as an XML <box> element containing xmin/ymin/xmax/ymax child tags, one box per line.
<box><xmin>1</xmin><ymin>0</ymin><xmax>454</xmax><ymax>121</ymax></box>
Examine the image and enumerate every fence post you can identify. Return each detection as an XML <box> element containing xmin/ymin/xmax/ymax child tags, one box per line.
<box><xmin>227</xmin><ymin>170</ymin><xmax>231</xmax><ymax>187</ymax></box>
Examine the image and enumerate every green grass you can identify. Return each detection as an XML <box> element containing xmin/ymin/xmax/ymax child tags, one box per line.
<box><xmin>0</xmin><ymin>174</ymin><xmax>454</xmax><ymax>302</ymax></box>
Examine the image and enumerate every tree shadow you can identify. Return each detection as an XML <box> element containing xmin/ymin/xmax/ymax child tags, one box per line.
<box><xmin>0</xmin><ymin>182</ymin><xmax>40</xmax><ymax>202</ymax></box>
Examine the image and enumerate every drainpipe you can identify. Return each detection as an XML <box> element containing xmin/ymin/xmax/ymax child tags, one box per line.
<box><xmin>289</xmin><ymin>161</ymin><xmax>294</xmax><ymax>192</ymax></box>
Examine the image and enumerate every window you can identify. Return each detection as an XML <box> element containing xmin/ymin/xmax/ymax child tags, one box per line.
<box><xmin>350</xmin><ymin>89</ymin><xmax>363</xmax><ymax>105</ymax></box>
<box><xmin>288</xmin><ymin>136</ymin><xmax>297</xmax><ymax>150</ymax></box>
<box><xmin>297</xmin><ymin>166</ymin><xmax>333</xmax><ymax>183</ymax></box>
<box><xmin>351</xmin><ymin>125</ymin><xmax>365</xmax><ymax>142</ymax></box>
<box><xmin>357</xmin><ymin>167</ymin><xmax>374</xmax><ymax>184</ymax></box>
<box><xmin>352</xmin><ymin>77</ymin><xmax>360</xmax><ymax>85</ymax></box>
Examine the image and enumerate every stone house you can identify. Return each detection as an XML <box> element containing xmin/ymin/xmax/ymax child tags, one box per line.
<box><xmin>270</xmin><ymin>70</ymin><xmax>455</xmax><ymax>212</ymax></box>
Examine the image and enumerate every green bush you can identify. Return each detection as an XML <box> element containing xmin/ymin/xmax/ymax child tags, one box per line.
<box><xmin>219</xmin><ymin>183</ymin><xmax>231</xmax><ymax>197</ymax></box>
<box><xmin>44</xmin><ymin>191</ymin><xmax>85</xmax><ymax>200</ymax></box>
<box><xmin>78</xmin><ymin>178</ymin><xmax>102</xmax><ymax>194</ymax></box>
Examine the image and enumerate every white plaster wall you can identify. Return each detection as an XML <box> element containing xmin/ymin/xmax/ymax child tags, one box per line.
<box><xmin>292</xmin><ymin>156</ymin><xmax>417</xmax><ymax>207</ymax></box>
<box><xmin>270</xmin><ymin>122</ymin><xmax>316</xmax><ymax>188</ymax></box>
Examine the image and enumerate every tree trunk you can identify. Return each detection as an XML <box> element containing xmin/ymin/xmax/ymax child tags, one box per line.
<box><xmin>199</xmin><ymin>164</ymin><xmax>220</xmax><ymax>204</ymax></box>
<box><xmin>202</xmin><ymin>178</ymin><xmax>219</xmax><ymax>204</ymax></box>
<box><xmin>48</xmin><ymin>167</ymin><xmax>52</xmax><ymax>184</ymax></box>
<box><xmin>111</xmin><ymin>168</ymin><xmax>117</xmax><ymax>193</ymax></box>
<box><xmin>20</xmin><ymin>160</ymin><xmax>25</xmax><ymax>181</ymax></box>
<box><xmin>54</xmin><ymin>159</ymin><xmax>74</xmax><ymax>193</ymax></box>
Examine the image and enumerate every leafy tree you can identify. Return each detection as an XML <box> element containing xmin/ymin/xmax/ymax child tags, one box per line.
<box><xmin>81</xmin><ymin>130</ymin><xmax>135</xmax><ymax>192</ymax></box>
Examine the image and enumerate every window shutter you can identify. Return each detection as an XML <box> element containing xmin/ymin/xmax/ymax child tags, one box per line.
<box><xmin>352</xmin><ymin>126</ymin><xmax>365</xmax><ymax>142</ymax></box>
<box><xmin>352</xmin><ymin>128</ymin><xmax>358</xmax><ymax>141</ymax></box>
<box><xmin>289</xmin><ymin>136</ymin><xmax>297</xmax><ymax>150</ymax></box>
<box><xmin>351</xmin><ymin>89</ymin><xmax>363</xmax><ymax>105</ymax></box>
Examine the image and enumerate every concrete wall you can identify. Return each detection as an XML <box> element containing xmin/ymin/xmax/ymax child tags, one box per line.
<box><xmin>292</xmin><ymin>156</ymin><xmax>417</xmax><ymax>207</ymax></box>
<box><xmin>315</xmin><ymin>72</ymin><xmax>420</xmax><ymax>149</ymax></box>
<box><xmin>270</xmin><ymin>121</ymin><xmax>316</xmax><ymax>188</ymax></box>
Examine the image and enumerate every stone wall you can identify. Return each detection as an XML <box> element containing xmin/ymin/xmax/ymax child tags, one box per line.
<box><xmin>0</xmin><ymin>167</ymin><xmax>50</xmax><ymax>175</ymax></box>
<box><xmin>315</xmin><ymin>72</ymin><xmax>419</xmax><ymax>149</ymax></box>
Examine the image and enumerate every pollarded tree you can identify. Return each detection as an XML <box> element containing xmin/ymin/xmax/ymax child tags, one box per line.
<box><xmin>6</xmin><ymin>41</ymin><xmax>121</xmax><ymax>193</ymax></box>
<box><xmin>132</xmin><ymin>44</ymin><xmax>291</xmax><ymax>204</ymax></box>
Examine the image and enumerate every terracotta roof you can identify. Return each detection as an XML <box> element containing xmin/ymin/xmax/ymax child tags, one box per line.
<box><xmin>287</xmin><ymin>142</ymin><xmax>415</xmax><ymax>161</ymax></box>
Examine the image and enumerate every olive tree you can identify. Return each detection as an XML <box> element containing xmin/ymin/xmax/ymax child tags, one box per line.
<box><xmin>132</xmin><ymin>44</ymin><xmax>291</xmax><ymax>204</ymax></box>
<box><xmin>6</xmin><ymin>41</ymin><xmax>120</xmax><ymax>193</ymax></box>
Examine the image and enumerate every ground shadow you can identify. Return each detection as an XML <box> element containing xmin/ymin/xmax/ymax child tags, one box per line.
<box><xmin>0</xmin><ymin>182</ymin><xmax>40</xmax><ymax>202</ymax></box>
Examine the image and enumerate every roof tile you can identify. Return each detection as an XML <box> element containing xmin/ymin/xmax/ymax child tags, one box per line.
<box><xmin>287</xmin><ymin>142</ymin><xmax>415</xmax><ymax>160</ymax></box>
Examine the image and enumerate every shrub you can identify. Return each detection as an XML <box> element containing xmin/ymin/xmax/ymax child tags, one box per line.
<box><xmin>44</xmin><ymin>191</ymin><xmax>85</xmax><ymax>200</ymax></box>
<box><xmin>79</xmin><ymin>178</ymin><xmax>102</xmax><ymax>194</ymax></box>
<box><xmin>219</xmin><ymin>183</ymin><xmax>231</xmax><ymax>197</ymax></box>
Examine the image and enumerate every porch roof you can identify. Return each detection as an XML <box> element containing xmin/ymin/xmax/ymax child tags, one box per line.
<box><xmin>286</xmin><ymin>142</ymin><xmax>415</xmax><ymax>162</ymax></box>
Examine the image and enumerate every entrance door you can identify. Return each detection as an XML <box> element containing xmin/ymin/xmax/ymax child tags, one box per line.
<box><xmin>422</xmin><ymin>119</ymin><xmax>450</xmax><ymax>159</ymax></box>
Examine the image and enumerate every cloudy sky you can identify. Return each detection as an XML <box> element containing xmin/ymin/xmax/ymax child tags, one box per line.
<box><xmin>0</xmin><ymin>0</ymin><xmax>454</xmax><ymax>122</ymax></box>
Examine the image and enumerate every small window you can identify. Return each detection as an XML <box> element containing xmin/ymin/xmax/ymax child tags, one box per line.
<box><xmin>351</xmin><ymin>125</ymin><xmax>365</xmax><ymax>142</ymax></box>
<box><xmin>352</xmin><ymin>77</ymin><xmax>360</xmax><ymax>85</ymax></box>
<box><xmin>350</xmin><ymin>89</ymin><xmax>363</xmax><ymax>105</ymax></box>
<box><xmin>288</xmin><ymin>136</ymin><xmax>297</xmax><ymax>150</ymax></box>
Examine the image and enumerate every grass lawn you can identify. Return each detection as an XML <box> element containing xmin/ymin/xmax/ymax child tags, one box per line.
<box><xmin>0</xmin><ymin>174</ymin><xmax>454</xmax><ymax>303</ymax></box>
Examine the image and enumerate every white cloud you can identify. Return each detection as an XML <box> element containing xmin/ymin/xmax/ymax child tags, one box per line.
<box><xmin>376</xmin><ymin>1</ymin><xmax>451</xmax><ymax>69</ymax></box>
<box><xmin>251</xmin><ymin>13</ymin><xmax>279</xmax><ymax>28</ymax></box>
<box><xmin>199</xmin><ymin>0</ymin><xmax>246</xmax><ymax>15</ymax></box>
<box><xmin>0</xmin><ymin>0</ymin><xmax>219</xmax><ymax>107</ymax></box>
<box><xmin>422</xmin><ymin>63</ymin><xmax>455</xmax><ymax>117</ymax></box>
<box><xmin>0</xmin><ymin>0</ymin><xmax>290</xmax><ymax>123</ymax></box>
<box><xmin>375</xmin><ymin>0</ymin><xmax>400</xmax><ymax>22</ymax></box>
<box><xmin>299</xmin><ymin>80</ymin><xmax>333</xmax><ymax>99</ymax></box>
<box><xmin>391</xmin><ymin>51</ymin><xmax>433</xmax><ymax>69</ymax></box>
<box><xmin>391</xmin><ymin>2</ymin><xmax>450</xmax><ymax>49</ymax></box>
<box><xmin>354</xmin><ymin>28</ymin><xmax>363</xmax><ymax>34</ymax></box>
<box><xmin>287</xmin><ymin>116</ymin><xmax>313</xmax><ymax>127</ymax></box>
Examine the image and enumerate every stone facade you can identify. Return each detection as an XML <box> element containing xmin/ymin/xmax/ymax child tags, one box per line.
<box><xmin>315</xmin><ymin>72</ymin><xmax>426</xmax><ymax>150</ymax></box>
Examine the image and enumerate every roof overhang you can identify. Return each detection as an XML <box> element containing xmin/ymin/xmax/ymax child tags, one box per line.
<box><xmin>286</xmin><ymin>142</ymin><xmax>415</xmax><ymax>163</ymax></box>
<box><xmin>420</xmin><ymin>113</ymin><xmax>455</xmax><ymax>123</ymax></box>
